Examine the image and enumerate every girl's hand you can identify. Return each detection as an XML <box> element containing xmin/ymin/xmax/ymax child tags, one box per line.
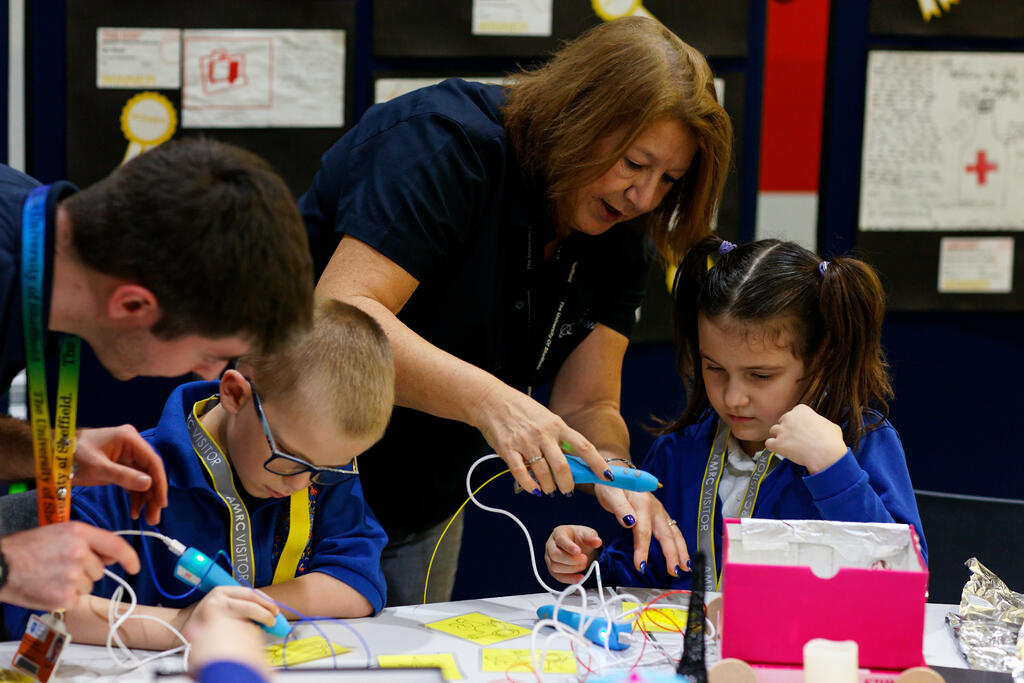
<box><xmin>593</xmin><ymin>487</ymin><xmax>690</xmax><ymax>579</ymax></box>
<box><xmin>545</xmin><ymin>525</ymin><xmax>603</xmax><ymax>584</ymax></box>
<box><xmin>765</xmin><ymin>404</ymin><xmax>848</xmax><ymax>474</ymax></box>
<box><xmin>177</xmin><ymin>585</ymin><xmax>280</xmax><ymax>635</ymax></box>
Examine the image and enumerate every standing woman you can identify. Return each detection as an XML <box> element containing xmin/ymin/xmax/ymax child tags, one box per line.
<box><xmin>300</xmin><ymin>17</ymin><xmax>732</xmax><ymax>605</ymax></box>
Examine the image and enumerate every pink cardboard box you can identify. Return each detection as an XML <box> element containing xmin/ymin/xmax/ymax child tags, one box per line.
<box><xmin>720</xmin><ymin>518</ymin><xmax>929</xmax><ymax>671</ymax></box>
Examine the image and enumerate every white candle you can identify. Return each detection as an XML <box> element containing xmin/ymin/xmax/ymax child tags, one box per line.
<box><xmin>803</xmin><ymin>638</ymin><xmax>858</xmax><ymax>683</ymax></box>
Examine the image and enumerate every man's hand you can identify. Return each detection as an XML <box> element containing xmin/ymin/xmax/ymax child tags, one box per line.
<box><xmin>72</xmin><ymin>426</ymin><xmax>168</xmax><ymax>524</ymax></box>
<box><xmin>0</xmin><ymin>522</ymin><xmax>140</xmax><ymax>610</ymax></box>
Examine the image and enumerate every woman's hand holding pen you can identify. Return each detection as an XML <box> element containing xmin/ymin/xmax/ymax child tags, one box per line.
<box><xmin>472</xmin><ymin>382</ymin><xmax>610</xmax><ymax>496</ymax></box>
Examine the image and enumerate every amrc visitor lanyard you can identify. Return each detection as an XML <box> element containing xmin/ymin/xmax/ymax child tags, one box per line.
<box><xmin>188</xmin><ymin>397</ymin><xmax>310</xmax><ymax>585</ymax></box>
<box><xmin>695</xmin><ymin>420</ymin><xmax>778</xmax><ymax>591</ymax></box>
<box><xmin>21</xmin><ymin>186</ymin><xmax>80</xmax><ymax>525</ymax></box>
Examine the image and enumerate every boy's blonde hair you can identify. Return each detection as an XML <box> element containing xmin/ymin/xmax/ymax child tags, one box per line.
<box><xmin>241</xmin><ymin>298</ymin><xmax>394</xmax><ymax>441</ymax></box>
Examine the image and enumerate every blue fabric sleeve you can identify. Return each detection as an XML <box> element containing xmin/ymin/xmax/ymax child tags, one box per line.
<box><xmin>305</xmin><ymin>479</ymin><xmax>388</xmax><ymax>614</ymax></box>
<box><xmin>802</xmin><ymin>423</ymin><xmax>928</xmax><ymax>563</ymax></box>
<box><xmin>309</xmin><ymin>113</ymin><xmax>504</xmax><ymax>284</ymax></box>
<box><xmin>198</xmin><ymin>661</ymin><xmax>269</xmax><ymax>683</ymax></box>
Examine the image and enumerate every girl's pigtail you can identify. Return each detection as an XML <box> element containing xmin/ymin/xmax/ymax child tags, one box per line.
<box><xmin>815</xmin><ymin>257</ymin><xmax>893</xmax><ymax>450</ymax></box>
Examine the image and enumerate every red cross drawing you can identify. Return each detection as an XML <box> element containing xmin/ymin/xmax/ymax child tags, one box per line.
<box><xmin>966</xmin><ymin>150</ymin><xmax>998</xmax><ymax>185</ymax></box>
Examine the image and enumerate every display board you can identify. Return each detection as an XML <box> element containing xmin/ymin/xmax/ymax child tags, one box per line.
<box><xmin>870</xmin><ymin>0</ymin><xmax>1024</xmax><ymax>38</ymax></box>
<box><xmin>373</xmin><ymin>0</ymin><xmax>749</xmax><ymax>58</ymax></box>
<box><xmin>857</xmin><ymin>49</ymin><xmax>1023</xmax><ymax>310</ymax></box>
<box><xmin>65</xmin><ymin>0</ymin><xmax>355</xmax><ymax>198</ymax></box>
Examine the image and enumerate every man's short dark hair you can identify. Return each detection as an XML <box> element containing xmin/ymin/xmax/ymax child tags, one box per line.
<box><xmin>62</xmin><ymin>138</ymin><xmax>313</xmax><ymax>351</ymax></box>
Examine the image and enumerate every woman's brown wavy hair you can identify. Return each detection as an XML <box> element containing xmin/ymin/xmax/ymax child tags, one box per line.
<box><xmin>502</xmin><ymin>17</ymin><xmax>733</xmax><ymax>265</ymax></box>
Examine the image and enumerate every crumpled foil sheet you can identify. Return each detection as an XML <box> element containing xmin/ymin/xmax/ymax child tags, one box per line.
<box><xmin>946</xmin><ymin>558</ymin><xmax>1024</xmax><ymax>681</ymax></box>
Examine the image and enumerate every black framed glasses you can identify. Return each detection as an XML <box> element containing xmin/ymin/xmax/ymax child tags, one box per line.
<box><xmin>247</xmin><ymin>378</ymin><xmax>358</xmax><ymax>486</ymax></box>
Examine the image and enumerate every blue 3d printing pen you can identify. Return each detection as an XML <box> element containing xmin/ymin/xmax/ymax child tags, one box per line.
<box><xmin>536</xmin><ymin>604</ymin><xmax>631</xmax><ymax>650</ymax></box>
<box><xmin>172</xmin><ymin>546</ymin><xmax>292</xmax><ymax>638</ymax></box>
<box><xmin>559</xmin><ymin>442</ymin><xmax>660</xmax><ymax>493</ymax></box>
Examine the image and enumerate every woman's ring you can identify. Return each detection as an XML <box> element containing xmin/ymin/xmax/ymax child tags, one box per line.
<box><xmin>667</xmin><ymin>519</ymin><xmax>678</xmax><ymax>527</ymax></box>
<box><xmin>526</xmin><ymin>456</ymin><xmax>544</xmax><ymax>465</ymax></box>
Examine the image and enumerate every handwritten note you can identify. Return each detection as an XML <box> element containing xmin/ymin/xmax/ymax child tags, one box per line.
<box><xmin>481</xmin><ymin>648</ymin><xmax>577</xmax><ymax>674</ymax></box>
<box><xmin>425</xmin><ymin>612</ymin><xmax>530</xmax><ymax>645</ymax></box>
<box><xmin>622</xmin><ymin>601</ymin><xmax>688</xmax><ymax>633</ymax></box>
<box><xmin>861</xmin><ymin>51</ymin><xmax>1024</xmax><ymax>231</ymax></box>
<box><xmin>265</xmin><ymin>637</ymin><xmax>351</xmax><ymax>667</ymax></box>
<box><xmin>378</xmin><ymin>653</ymin><xmax>462</xmax><ymax>680</ymax></box>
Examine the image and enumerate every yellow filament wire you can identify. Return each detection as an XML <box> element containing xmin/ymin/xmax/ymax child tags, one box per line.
<box><xmin>423</xmin><ymin>469</ymin><xmax>510</xmax><ymax>604</ymax></box>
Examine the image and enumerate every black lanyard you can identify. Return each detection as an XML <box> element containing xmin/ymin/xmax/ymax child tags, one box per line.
<box><xmin>524</xmin><ymin>225</ymin><xmax>578</xmax><ymax>395</ymax></box>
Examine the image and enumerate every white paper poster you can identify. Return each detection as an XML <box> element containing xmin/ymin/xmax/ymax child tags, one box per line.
<box><xmin>374</xmin><ymin>77</ymin><xmax>507</xmax><ymax>104</ymax></box>
<box><xmin>860</xmin><ymin>51</ymin><xmax>1024</xmax><ymax>231</ymax></box>
<box><xmin>181</xmin><ymin>29</ymin><xmax>344</xmax><ymax>128</ymax></box>
<box><xmin>97</xmin><ymin>28</ymin><xmax>181</xmax><ymax>89</ymax></box>
<box><xmin>472</xmin><ymin>0</ymin><xmax>553</xmax><ymax>36</ymax></box>
<box><xmin>938</xmin><ymin>237</ymin><xmax>1015</xmax><ymax>293</ymax></box>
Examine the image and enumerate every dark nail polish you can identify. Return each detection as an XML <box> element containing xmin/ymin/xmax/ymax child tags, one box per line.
<box><xmin>533</xmin><ymin>488</ymin><xmax>543</xmax><ymax>497</ymax></box>
<box><xmin>639</xmin><ymin>560</ymin><xmax>648</xmax><ymax>573</ymax></box>
<box><xmin>623</xmin><ymin>515</ymin><xmax>636</xmax><ymax>526</ymax></box>
<box><xmin>565</xmin><ymin>491</ymin><xmax>574</xmax><ymax>498</ymax></box>
<box><xmin>675</xmin><ymin>565</ymin><xmax>683</xmax><ymax>576</ymax></box>
<box><xmin>547</xmin><ymin>492</ymin><xmax>555</xmax><ymax>498</ymax></box>
<box><xmin>686</xmin><ymin>559</ymin><xmax>692</xmax><ymax>570</ymax></box>
<box><xmin>604</xmin><ymin>469</ymin><xmax>615</xmax><ymax>481</ymax></box>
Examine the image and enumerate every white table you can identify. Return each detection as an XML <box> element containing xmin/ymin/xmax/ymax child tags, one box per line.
<box><xmin>0</xmin><ymin>592</ymin><xmax>968</xmax><ymax>681</ymax></box>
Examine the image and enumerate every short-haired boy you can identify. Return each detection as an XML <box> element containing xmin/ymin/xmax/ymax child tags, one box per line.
<box><xmin>4</xmin><ymin>299</ymin><xmax>394</xmax><ymax>647</ymax></box>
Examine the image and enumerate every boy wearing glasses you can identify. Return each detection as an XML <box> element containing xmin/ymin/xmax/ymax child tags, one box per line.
<box><xmin>3</xmin><ymin>299</ymin><xmax>393</xmax><ymax>645</ymax></box>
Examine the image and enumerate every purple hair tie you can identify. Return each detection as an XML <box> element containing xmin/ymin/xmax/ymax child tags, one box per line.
<box><xmin>819</xmin><ymin>261</ymin><xmax>830</xmax><ymax>275</ymax></box>
<box><xmin>718</xmin><ymin>240</ymin><xmax>736</xmax><ymax>255</ymax></box>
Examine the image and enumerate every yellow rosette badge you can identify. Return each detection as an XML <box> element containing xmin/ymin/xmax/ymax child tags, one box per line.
<box><xmin>120</xmin><ymin>92</ymin><xmax>177</xmax><ymax>165</ymax></box>
<box><xmin>591</xmin><ymin>0</ymin><xmax>655</xmax><ymax>22</ymax></box>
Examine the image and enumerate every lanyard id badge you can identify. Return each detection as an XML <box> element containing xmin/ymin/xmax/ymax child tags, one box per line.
<box><xmin>12</xmin><ymin>613</ymin><xmax>70</xmax><ymax>682</ymax></box>
<box><xmin>21</xmin><ymin>186</ymin><xmax>81</xmax><ymax>526</ymax></box>
<box><xmin>187</xmin><ymin>397</ymin><xmax>311</xmax><ymax>586</ymax></box>
<box><xmin>695</xmin><ymin>420</ymin><xmax>778</xmax><ymax>591</ymax></box>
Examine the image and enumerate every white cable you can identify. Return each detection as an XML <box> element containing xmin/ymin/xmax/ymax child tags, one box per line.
<box><xmin>102</xmin><ymin>568</ymin><xmax>191</xmax><ymax>672</ymax></box>
<box><xmin>466</xmin><ymin>454</ymin><xmax>560</xmax><ymax>594</ymax></box>
<box><xmin>464</xmin><ymin>453</ymin><xmax>688</xmax><ymax>677</ymax></box>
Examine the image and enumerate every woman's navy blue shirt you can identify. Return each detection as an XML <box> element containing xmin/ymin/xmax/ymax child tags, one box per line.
<box><xmin>299</xmin><ymin>79</ymin><xmax>650</xmax><ymax>538</ymax></box>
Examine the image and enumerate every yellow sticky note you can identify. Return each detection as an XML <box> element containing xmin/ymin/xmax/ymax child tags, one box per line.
<box><xmin>378</xmin><ymin>653</ymin><xmax>462</xmax><ymax>681</ymax></box>
<box><xmin>481</xmin><ymin>648</ymin><xmax>578</xmax><ymax>675</ymax></box>
<box><xmin>265</xmin><ymin>637</ymin><xmax>351</xmax><ymax>667</ymax></box>
<box><xmin>622</xmin><ymin>601</ymin><xmax>688</xmax><ymax>633</ymax></box>
<box><xmin>424</xmin><ymin>612</ymin><xmax>530</xmax><ymax>645</ymax></box>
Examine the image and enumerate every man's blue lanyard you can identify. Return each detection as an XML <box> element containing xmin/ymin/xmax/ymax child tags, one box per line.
<box><xmin>21</xmin><ymin>186</ymin><xmax>80</xmax><ymax>525</ymax></box>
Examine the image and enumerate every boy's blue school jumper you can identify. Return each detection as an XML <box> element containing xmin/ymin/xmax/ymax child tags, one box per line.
<box><xmin>598</xmin><ymin>412</ymin><xmax>927</xmax><ymax>590</ymax></box>
<box><xmin>4</xmin><ymin>381</ymin><xmax>388</xmax><ymax>636</ymax></box>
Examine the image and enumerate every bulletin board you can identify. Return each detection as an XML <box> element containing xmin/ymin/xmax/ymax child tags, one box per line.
<box><xmin>373</xmin><ymin>0</ymin><xmax>749</xmax><ymax>59</ymax></box>
<box><xmin>64</xmin><ymin>0</ymin><xmax>355</xmax><ymax>198</ymax></box>
<box><xmin>853</xmin><ymin>12</ymin><xmax>1024</xmax><ymax>310</ymax></box>
<box><xmin>870</xmin><ymin>0</ymin><xmax>1024</xmax><ymax>38</ymax></box>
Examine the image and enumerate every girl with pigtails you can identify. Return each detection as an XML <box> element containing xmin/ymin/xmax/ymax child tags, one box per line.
<box><xmin>544</xmin><ymin>236</ymin><xmax>927</xmax><ymax>590</ymax></box>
